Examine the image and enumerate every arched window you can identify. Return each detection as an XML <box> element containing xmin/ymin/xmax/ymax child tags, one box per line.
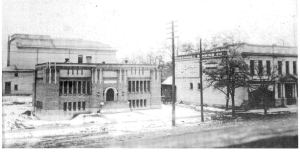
<box><xmin>190</xmin><ymin>83</ymin><xmax>193</xmax><ymax>90</ymax></box>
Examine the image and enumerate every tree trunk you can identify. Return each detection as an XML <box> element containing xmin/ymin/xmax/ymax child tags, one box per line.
<box><xmin>231</xmin><ymin>91</ymin><xmax>235</xmax><ymax>117</ymax></box>
<box><xmin>225</xmin><ymin>91</ymin><xmax>229</xmax><ymax>110</ymax></box>
<box><xmin>263</xmin><ymin>97</ymin><xmax>268</xmax><ymax>115</ymax></box>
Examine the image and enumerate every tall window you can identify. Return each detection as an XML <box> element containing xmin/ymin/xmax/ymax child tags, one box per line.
<box><xmin>136</xmin><ymin>81</ymin><xmax>139</xmax><ymax>92</ymax></box>
<box><xmin>87</xmin><ymin>81</ymin><xmax>91</xmax><ymax>94</ymax></box>
<box><xmin>190</xmin><ymin>83</ymin><xmax>193</xmax><ymax>89</ymax></box>
<box><xmin>278</xmin><ymin>84</ymin><xmax>281</xmax><ymax>98</ymax></box>
<box><xmin>293</xmin><ymin>61</ymin><xmax>297</xmax><ymax>74</ymax></box>
<box><xmin>266</xmin><ymin>60</ymin><xmax>271</xmax><ymax>75</ymax></box>
<box><xmin>73</xmin><ymin>81</ymin><xmax>77</xmax><ymax>95</ymax></box>
<box><xmin>132</xmin><ymin>81</ymin><xmax>136</xmax><ymax>92</ymax></box>
<box><xmin>14</xmin><ymin>85</ymin><xmax>18</xmax><ymax>91</ymax></box>
<box><xmin>73</xmin><ymin>102</ymin><xmax>76</xmax><ymax>111</ymax></box>
<box><xmin>250</xmin><ymin>60</ymin><xmax>255</xmax><ymax>75</ymax></box>
<box><xmin>86</xmin><ymin>56</ymin><xmax>92</xmax><ymax>63</ymax></box>
<box><xmin>82</xmin><ymin>81</ymin><xmax>86</xmax><ymax>94</ymax></box>
<box><xmin>15</xmin><ymin>72</ymin><xmax>18</xmax><ymax>77</ymax></box>
<box><xmin>147</xmin><ymin>81</ymin><xmax>150</xmax><ymax>92</ymax></box>
<box><xmin>140</xmin><ymin>81</ymin><xmax>143</xmax><ymax>92</ymax></box>
<box><xmin>82</xmin><ymin>102</ymin><xmax>86</xmax><ymax>110</ymax></box>
<box><xmin>69</xmin><ymin>81</ymin><xmax>72</xmax><ymax>94</ymax></box>
<box><xmin>59</xmin><ymin>81</ymin><xmax>63</xmax><ymax>95</ymax></box>
<box><xmin>128</xmin><ymin>81</ymin><xmax>131</xmax><ymax>92</ymax></box>
<box><xmin>258</xmin><ymin>60</ymin><xmax>263</xmax><ymax>75</ymax></box>
<box><xmin>78</xmin><ymin>55</ymin><xmax>83</xmax><ymax>64</ymax></box>
<box><xmin>63</xmin><ymin>102</ymin><xmax>67</xmax><ymax>111</ymax></box>
<box><xmin>144</xmin><ymin>81</ymin><xmax>147</xmax><ymax>92</ymax></box>
<box><xmin>78</xmin><ymin>102</ymin><xmax>81</xmax><ymax>110</ymax></box>
<box><xmin>78</xmin><ymin>81</ymin><xmax>82</xmax><ymax>94</ymax></box>
<box><xmin>64</xmin><ymin>81</ymin><xmax>68</xmax><ymax>95</ymax></box>
<box><xmin>68</xmin><ymin>102</ymin><xmax>72</xmax><ymax>111</ymax></box>
<box><xmin>198</xmin><ymin>83</ymin><xmax>200</xmax><ymax>90</ymax></box>
<box><xmin>286</xmin><ymin>61</ymin><xmax>289</xmax><ymax>74</ymax></box>
<box><xmin>278</xmin><ymin>61</ymin><xmax>282</xmax><ymax>74</ymax></box>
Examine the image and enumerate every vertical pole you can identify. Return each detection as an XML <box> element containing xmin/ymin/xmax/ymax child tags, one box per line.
<box><xmin>199</xmin><ymin>39</ymin><xmax>204</xmax><ymax>122</ymax></box>
<box><xmin>171</xmin><ymin>21</ymin><xmax>176</xmax><ymax>126</ymax></box>
<box><xmin>55</xmin><ymin>62</ymin><xmax>57</xmax><ymax>84</ymax></box>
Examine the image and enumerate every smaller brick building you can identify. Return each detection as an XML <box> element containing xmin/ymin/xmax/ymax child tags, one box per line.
<box><xmin>33</xmin><ymin>62</ymin><xmax>162</xmax><ymax>120</ymax></box>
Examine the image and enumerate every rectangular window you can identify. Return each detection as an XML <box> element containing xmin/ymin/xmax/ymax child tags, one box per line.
<box><xmin>286</xmin><ymin>61</ymin><xmax>289</xmax><ymax>74</ymax></box>
<box><xmin>87</xmin><ymin>81</ymin><xmax>91</xmax><ymax>94</ymax></box>
<box><xmin>293</xmin><ymin>61</ymin><xmax>297</xmax><ymax>74</ymax></box>
<box><xmin>78</xmin><ymin>81</ymin><xmax>82</xmax><ymax>94</ymax></box>
<box><xmin>147</xmin><ymin>81</ymin><xmax>150</xmax><ymax>92</ymax></box>
<box><xmin>73</xmin><ymin>102</ymin><xmax>76</xmax><ymax>111</ymax></box>
<box><xmin>190</xmin><ymin>83</ymin><xmax>193</xmax><ymax>89</ymax></box>
<box><xmin>140</xmin><ymin>99</ymin><xmax>143</xmax><ymax>107</ymax></box>
<box><xmin>278</xmin><ymin>84</ymin><xmax>281</xmax><ymax>98</ymax></box>
<box><xmin>78</xmin><ymin>55</ymin><xmax>83</xmax><ymax>63</ymax></box>
<box><xmin>51</xmin><ymin>69</ymin><xmax>55</xmax><ymax>82</ymax></box>
<box><xmin>128</xmin><ymin>81</ymin><xmax>131</xmax><ymax>92</ymax></box>
<box><xmin>63</xmin><ymin>102</ymin><xmax>67</xmax><ymax>111</ymax></box>
<box><xmin>86</xmin><ymin>56</ymin><xmax>92</xmax><ymax>63</ymax></box>
<box><xmin>59</xmin><ymin>81</ymin><xmax>63</xmax><ymax>95</ymax></box>
<box><xmin>15</xmin><ymin>72</ymin><xmax>18</xmax><ymax>77</ymax></box>
<box><xmin>129</xmin><ymin>100</ymin><xmax>131</xmax><ymax>108</ymax></box>
<box><xmin>250</xmin><ymin>60</ymin><xmax>255</xmax><ymax>75</ymax></box>
<box><xmin>258</xmin><ymin>60</ymin><xmax>263</xmax><ymax>75</ymax></box>
<box><xmin>266</xmin><ymin>60</ymin><xmax>271</xmax><ymax>75</ymax></box>
<box><xmin>64</xmin><ymin>81</ymin><xmax>68</xmax><ymax>95</ymax></box>
<box><xmin>136</xmin><ymin>100</ymin><xmax>139</xmax><ymax>108</ymax></box>
<box><xmin>132</xmin><ymin>100</ymin><xmax>135</xmax><ymax>108</ymax></box>
<box><xmin>82</xmin><ymin>102</ymin><xmax>86</xmax><ymax>110</ymax></box>
<box><xmin>78</xmin><ymin>102</ymin><xmax>81</xmax><ymax>110</ymax></box>
<box><xmin>83</xmin><ymin>81</ymin><xmax>86</xmax><ymax>94</ymax></box>
<box><xmin>144</xmin><ymin>81</ymin><xmax>147</xmax><ymax>92</ymax></box>
<box><xmin>144</xmin><ymin>99</ymin><xmax>146</xmax><ymax>107</ymax></box>
<box><xmin>46</xmin><ymin>69</ymin><xmax>49</xmax><ymax>82</ymax></box>
<box><xmin>136</xmin><ymin>81</ymin><xmax>139</xmax><ymax>92</ymax></box>
<box><xmin>132</xmin><ymin>81</ymin><xmax>136</xmax><ymax>92</ymax></box>
<box><xmin>69</xmin><ymin>81</ymin><xmax>72</xmax><ymax>94</ymax></box>
<box><xmin>198</xmin><ymin>83</ymin><xmax>200</xmax><ymax>90</ymax></box>
<box><xmin>140</xmin><ymin>81</ymin><xmax>143</xmax><ymax>93</ymax></box>
<box><xmin>68</xmin><ymin>102</ymin><xmax>72</xmax><ymax>111</ymax></box>
<box><xmin>278</xmin><ymin>61</ymin><xmax>282</xmax><ymax>74</ymax></box>
<box><xmin>14</xmin><ymin>85</ymin><xmax>18</xmax><ymax>91</ymax></box>
<box><xmin>73</xmin><ymin>81</ymin><xmax>77</xmax><ymax>95</ymax></box>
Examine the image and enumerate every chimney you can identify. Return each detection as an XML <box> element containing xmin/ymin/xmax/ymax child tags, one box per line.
<box><xmin>65</xmin><ymin>58</ymin><xmax>69</xmax><ymax>63</ymax></box>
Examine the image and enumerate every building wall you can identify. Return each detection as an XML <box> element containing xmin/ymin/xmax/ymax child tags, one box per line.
<box><xmin>2</xmin><ymin>72</ymin><xmax>34</xmax><ymax>95</ymax></box>
<box><xmin>10</xmin><ymin>41</ymin><xmax>117</xmax><ymax>69</ymax></box>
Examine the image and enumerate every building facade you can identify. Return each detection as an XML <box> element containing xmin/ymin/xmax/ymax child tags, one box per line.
<box><xmin>175</xmin><ymin>43</ymin><xmax>297</xmax><ymax>108</ymax></box>
<box><xmin>3</xmin><ymin>34</ymin><xmax>117</xmax><ymax>95</ymax></box>
<box><xmin>33</xmin><ymin>62</ymin><xmax>161</xmax><ymax>120</ymax></box>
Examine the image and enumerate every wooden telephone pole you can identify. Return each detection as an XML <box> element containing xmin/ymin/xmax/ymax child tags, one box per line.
<box><xmin>199</xmin><ymin>39</ymin><xmax>204</xmax><ymax>122</ymax></box>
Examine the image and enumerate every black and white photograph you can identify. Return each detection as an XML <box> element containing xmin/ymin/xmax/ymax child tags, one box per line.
<box><xmin>1</xmin><ymin>0</ymin><xmax>298</xmax><ymax>148</ymax></box>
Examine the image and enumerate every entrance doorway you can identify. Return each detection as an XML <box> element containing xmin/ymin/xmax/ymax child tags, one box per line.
<box><xmin>5</xmin><ymin>82</ymin><xmax>11</xmax><ymax>94</ymax></box>
<box><xmin>285</xmin><ymin>84</ymin><xmax>295</xmax><ymax>105</ymax></box>
<box><xmin>106</xmin><ymin>88</ymin><xmax>114</xmax><ymax>101</ymax></box>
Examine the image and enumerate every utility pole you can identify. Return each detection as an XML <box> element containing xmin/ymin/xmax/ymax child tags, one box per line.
<box><xmin>199</xmin><ymin>39</ymin><xmax>204</xmax><ymax>122</ymax></box>
<box><xmin>167</xmin><ymin>21</ymin><xmax>178</xmax><ymax>126</ymax></box>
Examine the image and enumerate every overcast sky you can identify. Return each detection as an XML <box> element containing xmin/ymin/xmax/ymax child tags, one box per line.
<box><xmin>2</xmin><ymin>0</ymin><xmax>298</xmax><ymax>67</ymax></box>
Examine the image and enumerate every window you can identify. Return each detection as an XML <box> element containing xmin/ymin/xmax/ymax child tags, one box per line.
<box><xmin>293</xmin><ymin>61</ymin><xmax>297</xmax><ymax>74</ymax></box>
<box><xmin>64</xmin><ymin>81</ymin><xmax>68</xmax><ymax>95</ymax></box>
<box><xmin>78</xmin><ymin>102</ymin><xmax>81</xmax><ymax>110</ymax></box>
<box><xmin>83</xmin><ymin>81</ymin><xmax>86</xmax><ymax>94</ymax></box>
<box><xmin>78</xmin><ymin>81</ymin><xmax>82</xmax><ymax>94</ymax></box>
<box><xmin>140</xmin><ymin>81</ymin><xmax>143</xmax><ymax>93</ymax></box>
<box><xmin>144</xmin><ymin>81</ymin><xmax>147</xmax><ymax>92</ymax></box>
<box><xmin>132</xmin><ymin>81</ymin><xmax>135</xmax><ymax>92</ymax></box>
<box><xmin>250</xmin><ymin>60</ymin><xmax>255</xmax><ymax>75</ymax></box>
<box><xmin>82</xmin><ymin>102</ymin><xmax>86</xmax><ymax>110</ymax></box>
<box><xmin>86</xmin><ymin>56</ymin><xmax>92</xmax><ymax>63</ymax></box>
<box><xmin>198</xmin><ymin>83</ymin><xmax>200</xmax><ymax>90</ymax></box>
<box><xmin>68</xmin><ymin>102</ymin><xmax>72</xmax><ymax>111</ymax></box>
<box><xmin>63</xmin><ymin>102</ymin><xmax>67</xmax><ymax>111</ymax></box>
<box><xmin>69</xmin><ymin>81</ymin><xmax>72</xmax><ymax>94</ymax></box>
<box><xmin>136</xmin><ymin>100</ymin><xmax>139</xmax><ymax>108</ymax></box>
<box><xmin>78</xmin><ymin>55</ymin><xmax>83</xmax><ymax>63</ymax></box>
<box><xmin>132</xmin><ymin>100</ymin><xmax>135</xmax><ymax>108</ymax></box>
<box><xmin>136</xmin><ymin>81</ymin><xmax>139</xmax><ymax>92</ymax></box>
<box><xmin>15</xmin><ymin>72</ymin><xmax>18</xmax><ymax>77</ymax></box>
<box><xmin>278</xmin><ymin>61</ymin><xmax>282</xmax><ymax>74</ymax></box>
<box><xmin>147</xmin><ymin>81</ymin><xmax>150</xmax><ymax>92</ymax></box>
<box><xmin>97</xmin><ymin>70</ymin><xmax>100</xmax><ymax>82</ymax></box>
<box><xmin>258</xmin><ymin>60</ymin><xmax>263</xmax><ymax>75</ymax></box>
<box><xmin>87</xmin><ymin>81</ymin><xmax>91</xmax><ymax>94</ymax></box>
<box><xmin>51</xmin><ymin>69</ymin><xmax>55</xmax><ymax>82</ymax></box>
<box><xmin>14</xmin><ymin>85</ymin><xmax>18</xmax><ymax>91</ymax></box>
<box><xmin>278</xmin><ymin>84</ymin><xmax>281</xmax><ymax>98</ymax></box>
<box><xmin>59</xmin><ymin>81</ymin><xmax>63</xmax><ymax>95</ymax></box>
<box><xmin>73</xmin><ymin>81</ymin><xmax>77</xmax><ymax>95</ymax></box>
<box><xmin>286</xmin><ymin>61</ymin><xmax>289</xmax><ymax>74</ymax></box>
<box><xmin>144</xmin><ymin>99</ymin><xmax>147</xmax><ymax>107</ymax></box>
<box><xmin>37</xmin><ymin>101</ymin><xmax>43</xmax><ymax>109</ymax></box>
<box><xmin>73</xmin><ymin>102</ymin><xmax>76</xmax><ymax>111</ymax></box>
<box><xmin>190</xmin><ymin>83</ymin><xmax>193</xmax><ymax>89</ymax></box>
<box><xmin>128</xmin><ymin>81</ymin><xmax>131</xmax><ymax>92</ymax></box>
<box><xmin>140</xmin><ymin>99</ymin><xmax>143</xmax><ymax>107</ymax></box>
<box><xmin>266</xmin><ymin>60</ymin><xmax>271</xmax><ymax>75</ymax></box>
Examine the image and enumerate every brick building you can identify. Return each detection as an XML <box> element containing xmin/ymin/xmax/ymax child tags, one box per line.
<box><xmin>175</xmin><ymin>43</ymin><xmax>297</xmax><ymax>107</ymax></box>
<box><xmin>33</xmin><ymin>62</ymin><xmax>161</xmax><ymax>120</ymax></box>
<box><xmin>3</xmin><ymin>34</ymin><xmax>117</xmax><ymax>95</ymax></box>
